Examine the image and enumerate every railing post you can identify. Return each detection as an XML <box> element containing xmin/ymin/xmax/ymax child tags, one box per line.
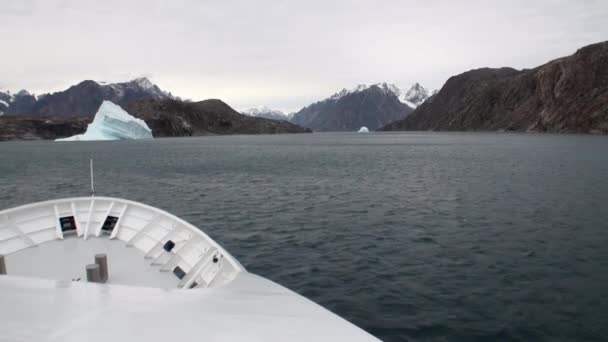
<box><xmin>0</xmin><ymin>255</ymin><xmax>6</xmax><ymax>275</ymax></box>
<box><xmin>86</xmin><ymin>264</ymin><xmax>101</xmax><ymax>283</ymax></box>
<box><xmin>95</xmin><ymin>254</ymin><xmax>108</xmax><ymax>282</ymax></box>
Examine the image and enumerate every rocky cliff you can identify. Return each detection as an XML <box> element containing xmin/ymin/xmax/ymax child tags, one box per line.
<box><xmin>381</xmin><ymin>41</ymin><xmax>608</xmax><ymax>134</ymax></box>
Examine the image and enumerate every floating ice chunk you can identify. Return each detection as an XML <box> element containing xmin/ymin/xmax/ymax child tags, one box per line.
<box><xmin>56</xmin><ymin>101</ymin><xmax>152</xmax><ymax>141</ymax></box>
<box><xmin>357</xmin><ymin>126</ymin><xmax>370</xmax><ymax>133</ymax></box>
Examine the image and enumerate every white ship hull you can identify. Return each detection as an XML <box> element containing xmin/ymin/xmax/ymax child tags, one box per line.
<box><xmin>0</xmin><ymin>197</ymin><xmax>379</xmax><ymax>341</ymax></box>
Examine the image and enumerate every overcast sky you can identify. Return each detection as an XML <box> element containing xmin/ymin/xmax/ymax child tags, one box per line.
<box><xmin>1</xmin><ymin>0</ymin><xmax>606</xmax><ymax>112</ymax></box>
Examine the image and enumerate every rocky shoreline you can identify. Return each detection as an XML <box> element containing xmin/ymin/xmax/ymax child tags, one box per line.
<box><xmin>0</xmin><ymin>98</ymin><xmax>311</xmax><ymax>141</ymax></box>
<box><xmin>0</xmin><ymin>117</ymin><xmax>89</xmax><ymax>141</ymax></box>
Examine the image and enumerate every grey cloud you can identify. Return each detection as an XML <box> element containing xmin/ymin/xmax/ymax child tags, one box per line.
<box><xmin>1</xmin><ymin>0</ymin><xmax>606</xmax><ymax>112</ymax></box>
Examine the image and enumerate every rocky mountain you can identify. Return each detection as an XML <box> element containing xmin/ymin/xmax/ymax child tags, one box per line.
<box><xmin>2</xmin><ymin>77</ymin><xmax>174</xmax><ymax>117</ymax></box>
<box><xmin>0</xmin><ymin>99</ymin><xmax>310</xmax><ymax>140</ymax></box>
<box><xmin>0</xmin><ymin>91</ymin><xmax>11</xmax><ymax>114</ymax></box>
<box><xmin>0</xmin><ymin>90</ymin><xmax>38</xmax><ymax>116</ymax></box>
<box><xmin>381</xmin><ymin>41</ymin><xmax>608</xmax><ymax>134</ymax></box>
<box><xmin>399</xmin><ymin>83</ymin><xmax>437</xmax><ymax>108</ymax></box>
<box><xmin>242</xmin><ymin>106</ymin><xmax>290</xmax><ymax>121</ymax></box>
<box><xmin>290</xmin><ymin>83</ymin><xmax>414</xmax><ymax>131</ymax></box>
<box><xmin>126</xmin><ymin>99</ymin><xmax>311</xmax><ymax>136</ymax></box>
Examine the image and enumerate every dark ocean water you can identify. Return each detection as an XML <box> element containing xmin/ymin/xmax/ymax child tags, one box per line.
<box><xmin>1</xmin><ymin>132</ymin><xmax>607</xmax><ymax>341</ymax></box>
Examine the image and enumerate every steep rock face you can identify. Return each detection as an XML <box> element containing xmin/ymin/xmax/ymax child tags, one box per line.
<box><xmin>4</xmin><ymin>78</ymin><xmax>173</xmax><ymax>117</ymax></box>
<box><xmin>381</xmin><ymin>41</ymin><xmax>608</xmax><ymax>133</ymax></box>
<box><xmin>290</xmin><ymin>83</ymin><xmax>413</xmax><ymax>131</ymax></box>
<box><xmin>126</xmin><ymin>99</ymin><xmax>311</xmax><ymax>136</ymax></box>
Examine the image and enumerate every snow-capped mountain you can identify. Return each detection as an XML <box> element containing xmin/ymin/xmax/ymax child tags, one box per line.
<box><xmin>324</xmin><ymin>82</ymin><xmax>436</xmax><ymax>109</ymax></box>
<box><xmin>398</xmin><ymin>83</ymin><xmax>436</xmax><ymax>108</ymax></box>
<box><xmin>0</xmin><ymin>90</ymin><xmax>11</xmax><ymax>114</ymax></box>
<box><xmin>241</xmin><ymin>106</ymin><xmax>290</xmax><ymax>121</ymax></box>
<box><xmin>290</xmin><ymin>83</ymin><xmax>414</xmax><ymax>131</ymax></box>
<box><xmin>1</xmin><ymin>77</ymin><xmax>175</xmax><ymax>117</ymax></box>
<box><xmin>2</xmin><ymin>89</ymin><xmax>38</xmax><ymax>115</ymax></box>
<box><xmin>106</xmin><ymin>77</ymin><xmax>175</xmax><ymax>100</ymax></box>
<box><xmin>328</xmin><ymin>84</ymin><xmax>370</xmax><ymax>101</ymax></box>
<box><xmin>328</xmin><ymin>83</ymin><xmax>402</xmax><ymax>101</ymax></box>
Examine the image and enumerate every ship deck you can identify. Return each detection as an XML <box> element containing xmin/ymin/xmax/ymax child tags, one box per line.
<box><xmin>0</xmin><ymin>272</ymin><xmax>377</xmax><ymax>342</ymax></box>
<box><xmin>5</xmin><ymin>236</ymin><xmax>177</xmax><ymax>288</ymax></box>
<box><xmin>0</xmin><ymin>197</ymin><xmax>380</xmax><ymax>341</ymax></box>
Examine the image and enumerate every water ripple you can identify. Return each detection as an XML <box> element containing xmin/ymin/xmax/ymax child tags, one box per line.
<box><xmin>1</xmin><ymin>132</ymin><xmax>607</xmax><ymax>341</ymax></box>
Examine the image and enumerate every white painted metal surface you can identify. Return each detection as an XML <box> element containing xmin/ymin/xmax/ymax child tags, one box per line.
<box><xmin>0</xmin><ymin>197</ymin><xmax>380</xmax><ymax>341</ymax></box>
<box><xmin>0</xmin><ymin>197</ymin><xmax>242</xmax><ymax>288</ymax></box>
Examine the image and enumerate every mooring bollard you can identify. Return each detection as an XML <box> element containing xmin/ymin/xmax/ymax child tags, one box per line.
<box><xmin>95</xmin><ymin>254</ymin><xmax>108</xmax><ymax>283</ymax></box>
<box><xmin>0</xmin><ymin>255</ymin><xmax>6</xmax><ymax>275</ymax></box>
<box><xmin>86</xmin><ymin>263</ymin><xmax>102</xmax><ymax>283</ymax></box>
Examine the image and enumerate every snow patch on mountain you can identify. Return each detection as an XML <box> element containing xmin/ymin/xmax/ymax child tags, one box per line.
<box><xmin>398</xmin><ymin>83</ymin><xmax>435</xmax><ymax>108</ymax></box>
<box><xmin>0</xmin><ymin>90</ymin><xmax>15</xmax><ymax>107</ymax></box>
<box><xmin>242</xmin><ymin>106</ymin><xmax>289</xmax><ymax>121</ymax></box>
<box><xmin>243</xmin><ymin>106</ymin><xmax>283</xmax><ymax>116</ymax></box>
<box><xmin>134</xmin><ymin>77</ymin><xmax>155</xmax><ymax>90</ymax></box>
<box><xmin>326</xmin><ymin>82</ymin><xmax>434</xmax><ymax>108</ymax></box>
<box><xmin>109</xmin><ymin>77</ymin><xmax>172</xmax><ymax>100</ymax></box>
<box><xmin>329</xmin><ymin>83</ymin><xmax>398</xmax><ymax>101</ymax></box>
<box><xmin>329</xmin><ymin>84</ymin><xmax>371</xmax><ymax>100</ymax></box>
<box><xmin>56</xmin><ymin>101</ymin><xmax>152</xmax><ymax>141</ymax></box>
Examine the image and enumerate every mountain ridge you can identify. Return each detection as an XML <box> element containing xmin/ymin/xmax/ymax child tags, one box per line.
<box><xmin>1</xmin><ymin>77</ymin><xmax>175</xmax><ymax>117</ymax></box>
<box><xmin>380</xmin><ymin>41</ymin><xmax>608</xmax><ymax>134</ymax></box>
<box><xmin>127</xmin><ymin>99</ymin><xmax>311</xmax><ymax>136</ymax></box>
<box><xmin>241</xmin><ymin>106</ymin><xmax>291</xmax><ymax>121</ymax></box>
<box><xmin>290</xmin><ymin>83</ymin><xmax>422</xmax><ymax>131</ymax></box>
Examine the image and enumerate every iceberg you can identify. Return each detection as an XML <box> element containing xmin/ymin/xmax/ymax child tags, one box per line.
<box><xmin>357</xmin><ymin>126</ymin><xmax>370</xmax><ymax>133</ymax></box>
<box><xmin>56</xmin><ymin>101</ymin><xmax>152</xmax><ymax>141</ymax></box>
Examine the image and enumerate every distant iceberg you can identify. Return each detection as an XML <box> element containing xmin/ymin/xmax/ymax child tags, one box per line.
<box><xmin>357</xmin><ymin>126</ymin><xmax>370</xmax><ymax>133</ymax></box>
<box><xmin>56</xmin><ymin>101</ymin><xmax>152</xmax><ymax>141</ymax></box>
